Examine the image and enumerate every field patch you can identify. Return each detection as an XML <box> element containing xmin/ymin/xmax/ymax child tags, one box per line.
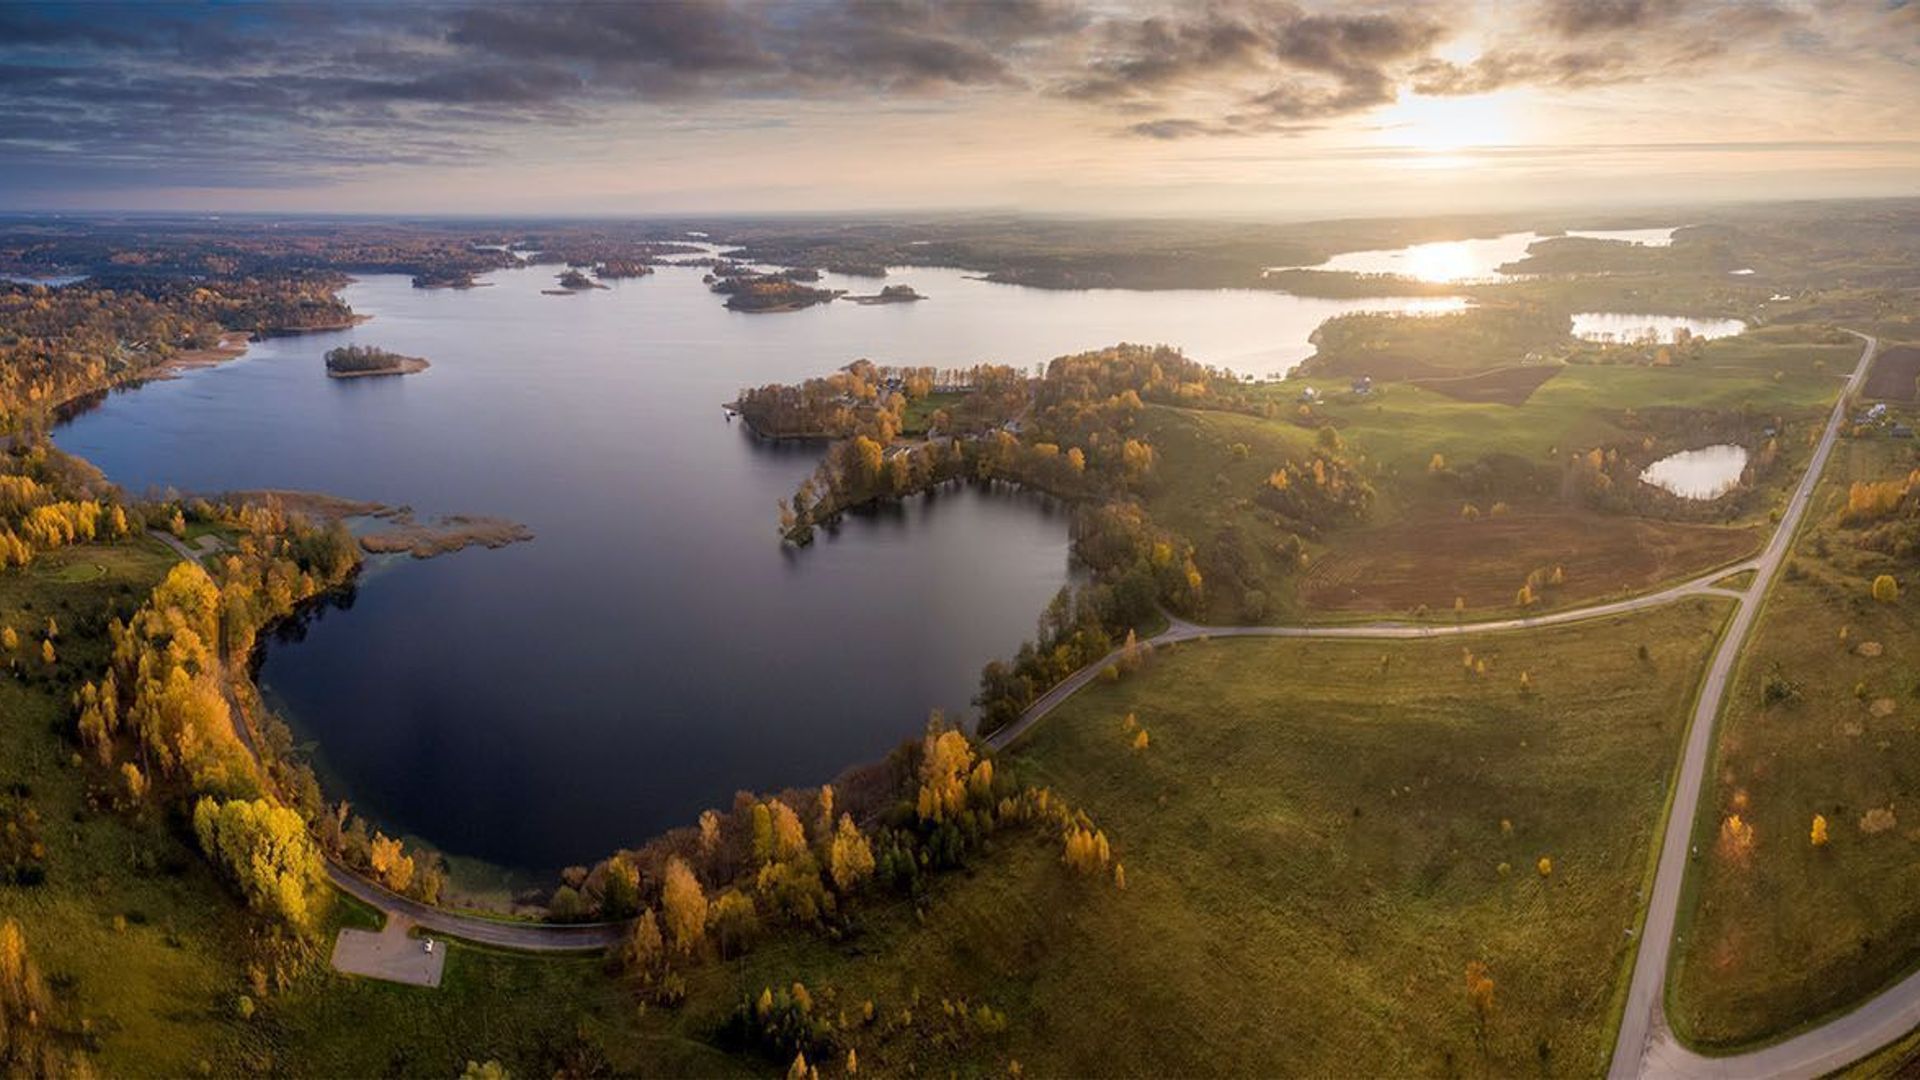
<box><xmin>1408</xmin><ymin>364</ymin><xmax>1562</xmax><ymax>404</ymax></box>
<box><xmin>1861</xmin><ymin>343</ymin><xmax>1920</xmax><ymax>401</ymax></box>
<box><xmin>1301</xmin><ymin>508</ymin><xmax>1759</xmax><ymax>613</ymax></box>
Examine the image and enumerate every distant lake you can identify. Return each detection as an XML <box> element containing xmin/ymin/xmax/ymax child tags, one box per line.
<box><xmin>53</xmin><ymin>261</ymin><xmax>1456</xmax><ymax>873</ymax></box>
<box><xmin>1274</xmin><ymin>227</ymin><xmax>1678</xmax><ymax>284</ymax></box>
<box><xmin>1640</xmin><ymin>445</ymin><xmax>1749</xmax><ymax>499</ymax></box>
<box><xmin>1</xmin><ymin>272</ymin><xmax>88</xmax><ymax>286</ymax></box>
<box><xmin>1571</xmin><ymin>313</ymin><xmax>1747</xmax><ymax>344</ymax></box>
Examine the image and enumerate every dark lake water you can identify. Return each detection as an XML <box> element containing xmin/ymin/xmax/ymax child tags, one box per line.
<box><xmin>53</xmin><ymin>261</ymin><xmax>1452</xmax><ymax>872</ymax></box>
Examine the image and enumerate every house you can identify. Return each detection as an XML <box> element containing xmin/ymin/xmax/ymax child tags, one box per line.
<box><xmin>1350</xmin><ymin>375</ymin><xmax>1373</xmax><ymax>395</ymax></box>
<box><xmin>1893</xmin><ymin>424</ymin><xmax>1914</xmax><ymax>439</ymax></box>
<box><xmin>1298</xmin><ymin>386</ymin><xmax>1321</xmax><ymax>403</ymax></box>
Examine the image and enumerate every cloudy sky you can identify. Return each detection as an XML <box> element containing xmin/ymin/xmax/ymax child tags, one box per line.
<box><xmin>2</xmin><ymin>0</ymin><xmax>1916</xmax><ymax>216</ymax></box>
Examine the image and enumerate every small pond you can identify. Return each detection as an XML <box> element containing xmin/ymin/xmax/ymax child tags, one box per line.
<box><xmin>1639</xmin><ymin>445</ymin><xmax>1749</xmax><ymax>499</ymax></box>
<box><xmin>1570</xmin><ymin>313</ymin><xmax>1747</xmax><ymax>344</ymax></box>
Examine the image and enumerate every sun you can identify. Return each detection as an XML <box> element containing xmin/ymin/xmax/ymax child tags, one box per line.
<box><xmin>1374</xmin><ymin>91</ymin><xmax>1522</xmax><ymax>156</ymax></box>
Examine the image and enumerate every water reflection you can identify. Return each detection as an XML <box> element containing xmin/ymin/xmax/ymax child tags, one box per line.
<box><xmin>1640</xmin><ymin>445</ymin><xmax>1749</xmax><ymax>499</ymax></box>
<box><xmin>1571</xmin><ymin>313</ymin><xmax>1747</xmax><ymax>344</ymax></box>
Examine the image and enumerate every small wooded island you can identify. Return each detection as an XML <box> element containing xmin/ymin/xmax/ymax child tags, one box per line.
<box><xmin>323</xmin><ymin>344</ymin><xmax>430</xmax><ymax>378</ymax></box>
<box><xmin>710</xmin><ymin>271</ymin><xmax>843</xmax><ymax>312</ymax></box>
<box><xmin>848</xmin><ymin>283</ymin><xmax>925</xmax><ymax>305</ymax></box>
<box><xmin>544</xmin><ymin>267</ymin><xmax>610</xmax><ymax>294</ymax></box>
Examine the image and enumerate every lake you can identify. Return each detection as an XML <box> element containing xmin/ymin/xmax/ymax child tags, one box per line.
<box><xmin>53</xmin><ymin>260</ymin><xmax>1455</xmax><ymax>873</ymax></box>
<box><xmin>1273</xmin><ymin>227</ymin><xmax>1678</xmax><ymax>283</ymax></box>
<box><xmin>1570</xmin><ymin>312</ymin><xmax>1748</xmax><ymax>344</ymax></box>
<box><xmin>1639</xmin><ymin>445</ymin><xmax>1750</xmax><ymax>499</ymax></box>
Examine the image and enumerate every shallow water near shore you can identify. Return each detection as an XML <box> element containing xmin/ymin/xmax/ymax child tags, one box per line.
<box><xmin>53</xmin><ymin>261</ymin><xmax>1463</xmax><ymax>873</ymax></box>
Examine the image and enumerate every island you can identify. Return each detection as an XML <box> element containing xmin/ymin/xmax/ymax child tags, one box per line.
<box><xmin>543</xmin><ymin>267</ymin><xmax>609</xmax><ymax>294</ymax></box>
<box><xmin>592</xmin><ymin>260</ymin><xmax>655</xmax><ymax>280</ymax></box>
<box><xmin>323</xmin><ymin>344</ymin><xmax>429</xmax><ymax>378</ymax></box>
<box><xmin>847</xmin><ymin>283</ymin><xmax>925</xmax><ymax>305</ymax></box>
<box><xmin>711</xmin><ymin>272</ymin><xmax>843</xmax><ymax>312</ymax></box>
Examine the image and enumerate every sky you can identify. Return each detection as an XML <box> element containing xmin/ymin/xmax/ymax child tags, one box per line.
<box><xmin>1</xmin><ymin>0</ymin><xmax>1916</xmax><ymax>217</ymax></box>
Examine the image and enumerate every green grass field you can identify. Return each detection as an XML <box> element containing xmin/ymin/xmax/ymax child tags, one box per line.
<box><xmin>634</xmin><ymin>600</ymin><xmax>1731</xmax><ymax>1076</ymax></box>
<box><xmin>1669</xmin><ymin>424</ymin><xmax>1920</xmax><ymax>1049</ymax></box>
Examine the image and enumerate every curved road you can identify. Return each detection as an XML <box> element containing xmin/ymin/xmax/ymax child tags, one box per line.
<box><xmin>163</xmin><ymin>332</ymin><xmax>1920</xmax><ymax>1073</ymax></box>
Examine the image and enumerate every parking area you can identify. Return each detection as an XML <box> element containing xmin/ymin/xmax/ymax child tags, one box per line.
<box><xmin>330</xmin><ymin>914</ymin><xmax>446</xmax><ymax>988</ymax></box>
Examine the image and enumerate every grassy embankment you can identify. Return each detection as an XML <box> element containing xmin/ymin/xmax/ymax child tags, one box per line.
<box><xmin>1669</xmin><ymin>399</ymin><xmax>1920</xmax><ymax>1050</ymax></box>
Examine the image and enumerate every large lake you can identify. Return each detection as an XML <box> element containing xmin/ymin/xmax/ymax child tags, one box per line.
<box><xmin>53</xmin><ymin>260</ymin><xmax>1457</xmax><ymax>873</ymax></box>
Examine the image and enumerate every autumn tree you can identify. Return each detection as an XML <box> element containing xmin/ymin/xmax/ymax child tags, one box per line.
<box><xmin>602</xmin><ymin>854</ymin><xmax>641</xmax><ymax>919</ymax></box>
<box><xmin>916</xmin><ymin>725</ymin><xmax>975</xmax><ymax>823</ymax></box>
<box><xmin>369</xmin><ymin>832</ymin><xmax>415</xmax><ymax>893</ymax></box>
<box><xmin>193</xmin><ymin>796</ymin><xmax>327</xmax><ymax>933</ymax></box>
<box><xmin>828</xmin><ymin>815</ymin><xmax>875</xmax><ymax>893</ymax></box>
<box><xmin>767</xmin><ymin>800</ymin><xmax>808</xmax><ymax>863</ymax></box>
<box><xmin>661</xmin><ymin>856</ymin><xmax>708</xmax><ymax>955</ymax></box>
<box><xmin>1718</xmin><ymin>814</ymin><xmax>1757</xmax><ymax>864</ymax></box>
<box><xmin>0</xmin><ymin>919</ymin><xmax>60</xmax><ymax>1076</ymax></box>
<box><xmin>1063</xmin><ymin>824</ymin><xmax>1112</xmax><ymax>875</ymax></box>
<box><xmin>1872</xmin><ymin>574</ymin><xmax>1899</xmax><ymax>603</ymax></box>
<box><xmin>1465</xmin><ymin>960</ymin><xmax>1496</xmax><ymax>1044</ymax></box>
<box><xmin>622</xmin><ymin>907</ymin><xmax>664</xmax><ymax>975</ymax></box>
<box><xmin>1811</xmin><ymin>814</ymin><xmax>1829</xmax><ymax>848</ymax></box>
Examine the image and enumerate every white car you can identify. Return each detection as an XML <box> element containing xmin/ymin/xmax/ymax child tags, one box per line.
<box><xmin>423</xmin><ymin>938</ymin><xmax>434</xmax><ymax>954</ymax></box>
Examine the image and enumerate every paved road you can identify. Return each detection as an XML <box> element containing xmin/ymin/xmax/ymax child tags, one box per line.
<box><xmin>986</xmin><ymin>562</ymin><xmax>1759</xmax><ymax>753</ymax></box>
<box><xmin>1610</xmin><ymin>332</ymin><xmax>1882</xmax><ymax>1080</ymax></box>
<box><xmin>325</xmin><ymin>863</ymin><xmax>623</xmax><ymax>952</ymax></box>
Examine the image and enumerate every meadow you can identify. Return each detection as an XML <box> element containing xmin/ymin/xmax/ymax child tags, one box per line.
<box><xmin>1669</xmin><ymin>412</ymin><xmax>1920</xmax><ymax>1049</ymax></box>
<box><xmin>624</xmin><ymin>600</ymin><xmax>1734</xmax><ymax>1076</ymax></box>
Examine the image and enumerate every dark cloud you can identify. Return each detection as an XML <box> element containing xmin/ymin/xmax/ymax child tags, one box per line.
<box><xmin>1071</xmin><ymin>3</ymin><xmax>1445</xmax><ymax>139</ymax></box>
<box><xmin>0</xmin><ymin>0</ymin><xmax>1866</xmax><ymax>194</ymax></box>
<box><xmin>1539</xmin><ymin>0</ymin><xmax>1685</xmax><ymax>37</ymax></box>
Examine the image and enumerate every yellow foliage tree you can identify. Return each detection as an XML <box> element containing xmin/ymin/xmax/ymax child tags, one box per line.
<box><xmin>369</xmin><ymin>832</ymin><xmax>415</xmax><ymax>893</ymax></box>
<box><xmin>1811</xmin><ymin>814</ymin><xmax>1829</xmax><ymax>848</ymax></box>
<box><xmin>1718</xmin><ymin>814</ymin><xmax>1757</xmax><ymax>863</ymax></box>
<box><xmin>828</xmin><ymin>814</ymin><xmax>875</xmax><ymax>893</ymax></box>
<box><xmin>1872</xmin><ymin>575</ymin><xmax>1899</xmax><ymax>603</ymax></box>
<box><xmin>661</xmin><ymin>856</ymin><xmax>707</xmax><ymax>955</ymax></box>
<box><xmin>916</xmin><ymin>726</ymin><xmax>974</xmax><ymax>823</ymax></box>
<box><xmin>192</xmin><ymin>796</ymin><xmax>327</xmax><ymax>932</ymax></box>
<box><xmin>1465</xmin><ymin>960</ymin><xmax>1495</xmax><ymax>1031</ymax></box>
